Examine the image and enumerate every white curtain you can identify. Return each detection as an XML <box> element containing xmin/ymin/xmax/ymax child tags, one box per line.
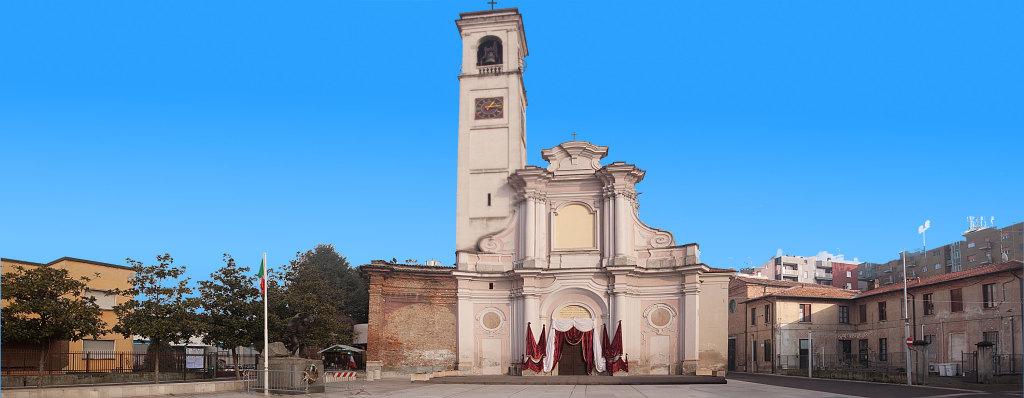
<box><xmin>541</xmin><ymin>319</ymin><xmax>606</xmax><ymax>373</ymax></box>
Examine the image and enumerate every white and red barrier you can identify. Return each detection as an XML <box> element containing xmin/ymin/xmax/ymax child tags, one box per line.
<box><xmin>324</xmin><ymin>371</ymin><xmax>358</xmax><ymax>382</ymax></box>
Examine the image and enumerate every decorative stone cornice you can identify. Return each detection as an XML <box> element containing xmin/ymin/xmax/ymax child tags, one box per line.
<box><xmin>541</xmin><ymin>141</ymin><xmax>609</xmax><ymax>175</ymax></box>
<box><xmin>596</xmin><ymin>162</ymin><xmax>645</xmax><ymax>200</ymax></box>
<box><xmin>508</xmin><ymin>166</ymin><xmax>553</xmax><ymax>202</ymax></box>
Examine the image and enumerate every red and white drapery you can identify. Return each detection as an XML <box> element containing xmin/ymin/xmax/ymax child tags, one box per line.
<box><xmin>602</xmin><ymin>321</ymin><xmax>628</xmax><ymax>373</ymax></box>
<box><xmin>523</xmin><ymin>323</ymin><xmax>546</xmax><ymax>372</ymax></box>
<box><xmin>541</xmin><ymin>319</ymin><xmax>606</xmax><ymax>373</ymax></box>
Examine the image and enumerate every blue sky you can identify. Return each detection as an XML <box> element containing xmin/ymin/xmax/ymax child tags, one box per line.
<box><xmin>1</xmin><ymin>1</ymin><xmax>1021</xmax><ymax>278</ymax></box>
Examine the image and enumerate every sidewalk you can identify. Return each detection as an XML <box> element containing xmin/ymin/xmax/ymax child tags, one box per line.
<box><xmin>728</xmin><ymin>372</ymin><xmax>1020</xmax><ymax>397</ymax></box>
<box><xmin>425</xmin><ymin>375</ymin><xmax>726</xmax><ymax>385</ymax></box>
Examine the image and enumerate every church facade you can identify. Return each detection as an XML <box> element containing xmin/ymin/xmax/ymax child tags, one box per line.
<box><xmin>364</xmin><ymin>8</ymin><xmax>730</xmax><ymax>376</ymax></box>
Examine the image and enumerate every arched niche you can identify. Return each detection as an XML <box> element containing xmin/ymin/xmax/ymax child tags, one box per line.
<box><xmin>477</xmin><ymin>36</ymin><xmax>503</xmax><ymax>66</ymax></box>
<box><xmin>540</xmin><ymin>287</ymin><xmax>608</xmax><ymax>323</ymax></box>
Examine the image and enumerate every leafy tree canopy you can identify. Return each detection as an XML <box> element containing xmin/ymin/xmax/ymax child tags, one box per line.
<box><xmin>112</xmin><ymin>254</ymin><xmax>202</xmax><ymax>347</ymax></box>
<box><xmin>272</xmin><ymin>244</ymin><xmax>367</xmax><ymax>353</ymax></box>
<box><xmin>198</xmin><ymin>254</ymin><xmax>262</xmax><ymax>351</ymax></box>
<box><xmin>1</xmin><ymin>265</ymin><xmax>106</xmax><ymax>348</ymax></box>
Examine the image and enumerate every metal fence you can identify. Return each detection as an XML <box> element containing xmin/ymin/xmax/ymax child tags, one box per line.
<box><xmin>1</xmin><ymin>349</ymin><xmax>257</xmax><ymax>380</ymax></box>
<box><xmin>993</xmin><ymin>354</ymin><xmax>1023</xmax><ymax>375</ymax></box>
<box><xmin>776</xmin><ymin>352</ymin><xmax>908</xmax><ymax>384</ymax></box>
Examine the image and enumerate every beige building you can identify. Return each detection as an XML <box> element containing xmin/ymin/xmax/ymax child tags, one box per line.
<box><xmin>1</xmin><ymin>257</ymin><xmax>135</xmax><ymax>371</ymax></box>
<box><xmin>364</xmin><ymin>7</ymin><xmax>731</xmax><ymax>377</ymax></box>
<box><xmin>731</xmin><ymin>261</ymin><xmax>1023</xmax><ymax>381</ymax></box>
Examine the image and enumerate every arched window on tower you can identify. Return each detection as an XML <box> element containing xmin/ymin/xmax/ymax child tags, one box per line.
<box><xmin>477</xmin><ymin>36</ymin><xmax>503</xmax><ymax>66</ymax></box>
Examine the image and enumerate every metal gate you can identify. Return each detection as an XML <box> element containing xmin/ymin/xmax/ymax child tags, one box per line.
<box><xmin>961</xmin><ymin>352</ymin><xmax>978</xmax><ymax>383</ymax></box>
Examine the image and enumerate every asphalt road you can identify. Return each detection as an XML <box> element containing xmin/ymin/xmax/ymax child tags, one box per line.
<box><xmin>728</xmin><ymin>372</ymin><xmax>1023</xmax><ymax>398</ymax></box>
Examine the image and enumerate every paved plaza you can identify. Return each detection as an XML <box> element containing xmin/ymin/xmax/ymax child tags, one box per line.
<box><xmin>169</xmin><ymin>374</ymin><xmax>1022</xmax><ymax>398</ymax></box>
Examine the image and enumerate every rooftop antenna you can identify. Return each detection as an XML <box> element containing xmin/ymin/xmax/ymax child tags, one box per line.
<box><xmin>918</xmin><ymin>219</ymin><xmax>931</xmax><ymax>251</ymax></box>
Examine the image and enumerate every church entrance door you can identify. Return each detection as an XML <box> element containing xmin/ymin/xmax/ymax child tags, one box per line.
<box><xmin>557</xmin><ymin>339</ymin><xmax>587</xmax><ymax>375</ymax></box>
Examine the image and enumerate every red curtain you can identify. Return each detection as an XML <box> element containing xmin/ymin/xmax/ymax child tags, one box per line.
<box><xmin>523</xmin><ymin>323</ymin><xmax>545</xmax><ymax>372</ymax></box>
<box><xmin>550</xmin><ymin>327</ymin><xmax>594</xmax><ymax>374</ymax></box>
<box><xmin>602</xmin><ymin>321</ymin><xmax>628</xmax><ymax>373</ymax></box>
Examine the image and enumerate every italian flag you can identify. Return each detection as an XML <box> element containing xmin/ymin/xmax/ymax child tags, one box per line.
<box><xmin>257</xmin><ymin>256</ymin><xmax>267</xmax><ymax>295</ymax></box>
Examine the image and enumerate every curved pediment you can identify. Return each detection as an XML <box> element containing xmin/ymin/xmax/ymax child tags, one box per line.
<box><xmin>541</xmin><ymin>141</ymin><xmax>609</xmax><ymax>174</ymax></box>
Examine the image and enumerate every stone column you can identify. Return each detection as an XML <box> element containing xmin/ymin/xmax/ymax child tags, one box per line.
<box><xmin>523</xmin><ymin>293</ymin><xmax>540</xmax><ymax>337</ymax></box>
<box><xmin>457</xmin><ymin>292</ymin><xmax>476</xmax><ymax>371</ymax></box>
<box><xmin>511</xmin><ymin>295</ymin><xmax>522</xmax><ymax>363</ymax></box>
<box><xmin>613</xmin><ymin>193</ymin><xmax>631</xmax><ymax>259</ymax></box>
<box><xmin>679</xmin><ymin>281</ymin><xmax>700</xmax><ymax>374</ymax></box>
<box><xmin>611</xmin><ymin>289</ymin><xmax>627</xmax><ymax>328</ymax></box>
<box><xmin>524</xmin><ymin>194</ymin><xmax>537</xmax><ymax>261</ymax></box>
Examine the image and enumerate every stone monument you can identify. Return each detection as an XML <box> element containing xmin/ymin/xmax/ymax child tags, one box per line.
<box><xmin>256</xmin><ymin>342</ymin><xmax>325</xmax><ymax>393</ymax></box>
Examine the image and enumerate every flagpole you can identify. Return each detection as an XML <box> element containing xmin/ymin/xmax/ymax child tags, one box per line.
<box><xmin>262</xmin><ymin>252</ymin><xmax>269</xmax><ymax>396</ymax></box>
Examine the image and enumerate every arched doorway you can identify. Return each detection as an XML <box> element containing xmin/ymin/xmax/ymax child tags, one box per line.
<box><xmin>555</xmin><ymin>304</ymin><xmax>591</xmax><ymax>376</ymax></box>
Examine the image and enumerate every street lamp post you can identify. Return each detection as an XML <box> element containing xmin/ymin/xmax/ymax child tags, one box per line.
<box><xmin>902</xmin><ymin>249</ymin><xmax>912</xmax><ymax>386</ymax></box>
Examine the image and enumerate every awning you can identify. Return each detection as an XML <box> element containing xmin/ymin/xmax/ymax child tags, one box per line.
<box><xmin>318</xmin><ymin>344</ymin><xmax>365</xmax><ymax>354</ymax></box>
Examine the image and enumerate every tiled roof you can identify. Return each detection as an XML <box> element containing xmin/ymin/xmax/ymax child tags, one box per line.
<box><xmin>732</xmin><ymin>275</ymin><xmax>816</xmax><ymax>288</ymax></box>
<box><xmin>765</xmin><ymin>285</ymin><xmax>859</xmax><ymax>300</ymax></box>
<box><xmin>741</xmin><ymin>284</ymin><xmax>858</xmax><ymax>302</ymax></box>
<box><xmin>857</xmin><ymin>261</ymin><xmax>1022</xmax><ymax>298</ymax></box>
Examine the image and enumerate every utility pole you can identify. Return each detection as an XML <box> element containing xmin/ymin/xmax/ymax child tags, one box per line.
<box><xmin>902</xmin><ymin>250</ymin><xmax>912</xmax><ymax>386</ymax></box>
<box><xmin>808</xmin><ymin>330</ymin><xmax>813</xmax><ymax>378</ymax></box>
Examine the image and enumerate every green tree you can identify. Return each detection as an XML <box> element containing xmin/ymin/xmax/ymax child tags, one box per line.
<box><xmin>112</xmin><ymin>254</ymin><xmax>202</xmax><ymax>383</ymax></box>
<box><xmin>273</xmin><ymin>244</ymin><xmax>366</xmax><ymax>355</ymax></box>
<box><xmin>198</xmin><ymin>254</ymin><xmax>261</xmax><ymax>379</ymax></box>
<box><xmin>1</xmin><ymin>266</ymin><xmax>106</xmax><ymax>376</ymax></box>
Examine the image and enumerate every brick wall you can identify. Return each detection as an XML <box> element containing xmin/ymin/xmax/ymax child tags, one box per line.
<box><xmin>363</xmin><ymin>262</ymin><xmax>458</xmax><ymax>374</ymax></box>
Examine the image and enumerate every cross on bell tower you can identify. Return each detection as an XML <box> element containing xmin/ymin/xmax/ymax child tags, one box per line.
<box><xmin>487</xmin><ymin>0</ymin><xmax>497</xmax><ymax>10</ymax></box>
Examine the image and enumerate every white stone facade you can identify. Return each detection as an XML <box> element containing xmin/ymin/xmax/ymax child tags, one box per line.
<box><xmin>452</xmin><ymin>8</ymin><xmax>728</xmax><ymax>376</ymax></box>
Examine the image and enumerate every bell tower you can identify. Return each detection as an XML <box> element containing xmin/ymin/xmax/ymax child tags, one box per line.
<box><xmin>454</xmin><ymin>8</ymin><xmax>528</xmax><ymax>252</ymax></box>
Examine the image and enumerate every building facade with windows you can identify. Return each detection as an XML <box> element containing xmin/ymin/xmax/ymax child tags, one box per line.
<box><xmin>730</xmin><ymin>260</ymin><xmax>1023</xmax><ymax>378</ymax></box>
<box><xmin>859</xmin><ymin>221</ymin><xmax>1022</xmax><ymax>290</ymax></box>
<box><xmin>742</xmin><ymin>251</ymin><xmax>861</xmax><ymax>289</ymax></box>
<box><xmin>1</xmin><ymin>257</ymin><xmax>135</xmax><ymax>370</ymax></box>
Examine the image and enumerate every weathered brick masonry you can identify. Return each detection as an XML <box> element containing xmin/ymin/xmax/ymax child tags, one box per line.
<box><xmin>362</xmin><ymin>261</ymin><xmax>457</xmax><ymax>373</ymax></box>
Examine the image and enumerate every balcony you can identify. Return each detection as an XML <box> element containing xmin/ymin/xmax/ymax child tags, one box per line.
<box><xmin>815</xmin><ymin>260</ymin><xmax>832</xmax><ymax>269</ymax></box>
<box><xmin>780</xmin><ymin>267</ymin><xmax>799</xmax><ymax>276</ymax></box>
<box><xmin>815</xmin><ymin>270</ymin><xmax>833</xmax><ymax>280</ymax></box>
<box><xmin>477</xmin><ymin>64</ymin><xmax>503</xmax><ymax>75</ymax></box>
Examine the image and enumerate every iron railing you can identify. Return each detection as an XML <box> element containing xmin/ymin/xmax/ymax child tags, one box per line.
<box><xmin>1</xmin><ymin>349</ymin><xmax>256</xmax><ymax>382</ymax></box>
<box><xmin>775</xmin><ymin>353</ymin><xmax>909</xmax><ymax>384</ymax></box>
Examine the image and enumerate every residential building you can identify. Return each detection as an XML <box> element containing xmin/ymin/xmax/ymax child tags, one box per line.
<box><xmin>1</xmin><ymin>257</ymin><xmax>135</xmax><ymax>372</ymax></box>
<box><xmin>858</xmin><ymin>221</ymin><xmax>1022</xmax><ymax>289</ymax></box>
<box><xmin>727</xmin><ymin>276</ymin><xmax>858</xmax><ymax>372</ymax></box>
<box><xmin>743</xmin><ymin>251</ymin><xmax>861</xmax><ymax>289</ymax></box>
<box><xmin>732</xmin><ymin>260</ymin><xmax>1024</xmax><ymax>380</ymax></box>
